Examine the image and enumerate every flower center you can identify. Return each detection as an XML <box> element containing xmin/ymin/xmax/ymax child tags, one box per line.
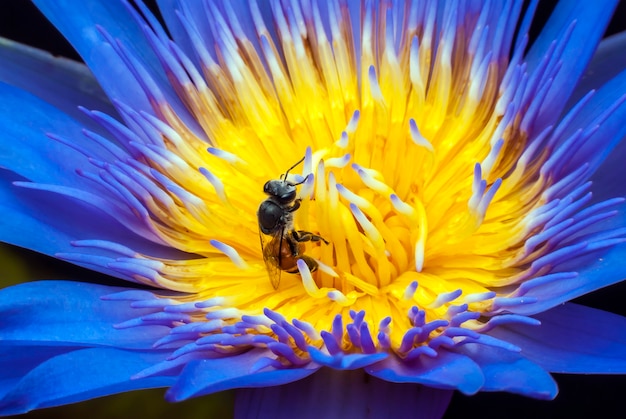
<box><xmin>58</xmin><ymin>1</ymin><xmax>624</xmax><ymax>359</ymax></box>
<box><xmin>143</xmin><ymin>1</ymin><xmax>531</xmax><ymax>349</ymax></box>
<box><xmin>147</xmin><ymin>2</ymin><xmax>532</xmax><ymax>338</ymax></box>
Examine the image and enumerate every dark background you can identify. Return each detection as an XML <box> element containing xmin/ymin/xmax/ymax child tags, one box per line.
<box><xmin>1</xmin><ymin>1</ymin><xmax>626</xmax><ymax>418</ymax></box>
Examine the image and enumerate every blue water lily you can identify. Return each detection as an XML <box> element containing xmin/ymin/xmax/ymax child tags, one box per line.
<box><xmin>2</xmin><ymin>1</ymin><xmax>626</xmax><ymax>417</ymax></box>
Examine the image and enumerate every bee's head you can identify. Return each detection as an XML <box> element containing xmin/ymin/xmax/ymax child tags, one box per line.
<box><xmin>263</xmin><ymin>179</ymin><xmax>297</xmax><ymax>204</ymax></box>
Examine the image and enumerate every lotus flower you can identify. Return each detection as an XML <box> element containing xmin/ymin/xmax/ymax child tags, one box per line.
<box><xmin>2</xmin><ymin>1</ymin><xmax>626</xmax><ymax>417</ymax></box>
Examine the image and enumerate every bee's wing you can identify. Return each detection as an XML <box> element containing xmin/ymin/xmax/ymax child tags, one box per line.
<box><xmin>260</xmin><ymin>228</ymin><xmax>282</xmax><ymax>289</ymax></box>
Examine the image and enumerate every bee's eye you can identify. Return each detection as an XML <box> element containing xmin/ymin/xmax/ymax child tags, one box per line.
<box><xmin>278</xmin><ymin>188</ymin><xmax>296</xmax><ymax>204</ymax></box>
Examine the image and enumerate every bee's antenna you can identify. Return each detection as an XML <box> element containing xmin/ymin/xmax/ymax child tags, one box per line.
<box><xmin>281</xmin><ymin>156</ymin><xmax>306</xmax><ymax>180</ymax></box>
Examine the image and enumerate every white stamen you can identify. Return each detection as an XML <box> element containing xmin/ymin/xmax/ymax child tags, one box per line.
<box><xmin>335</xmin><ymin>131</ymin><xmax>349</xmax><ymax>148</ymax></box>
<box><xmin>403</xmin><ymin>281</ymin><xmax>419</xmax><ymax>300</ymax></box>
<box><xmin>207</xmin><ymin>147</ymin><xmax>243</xmax><ymax>164</ymax></box>
<box><xmin>464</xmin><ymin>291</ymin><xmax>497</xmax><ymax>304</ymax></box>
<box><xmin>195</xmin><ymin>297</ymin><xmax>229</xmax><ymax>308</ymax></box>
<box><xmin>353</xmin><ymin>164</ymin><xmax>390</xmax><ymax>193</ymax></box>
<box><xmin>297</xmin><ymin>259</ymin><xmax>320</xmax><ymax>296</ymax></box>
<box><xmin>409</xmin><ymin>119</ymin><xmax>434</xmax><ymax>152</ymax></box>
<box><xmin>350</xmin><ymin>203</ymin><xmax>383</xmax><ymax>246</ymax></box>
<box><xmin>481</xmin><ymin>138</ymin><xmax>504</xmax><ymax>178</ymax></box>
<box><xmin>428</xmin><ymin>289</ymin><xmax>463</xmax><ymax>309</ymax></box>
<box><xmin>468</xmin><ymin>163</ymin><xmax>485</xmax><ymax>211</ymax></box>
<box><xmin>288</xmin><ymin>174</ymin><xmax>307</xmax><ymax>184</ymax></box>
<box><xmin>390</xmin><ymin>194</ymin><xmax>414</xmax><ymax>216</ymax></box>
<box><xmin>409</xmin><ymin>36</ymin><xmax>425</xmax><ymax>91</ymax></box>
<box><xmin>243</xmin><ymin>314</ymin><xmax>274</xmax><ymax>328</ymax></box>
<box><xmin>469</xmin><ymin>51</ymin><xmax>493</xmax><ymax>103</ymax></box>
<box><xmin>415</xmin><ymin>239</ymin><xmax>425</xmax><ymax>272</ymax></box>
<box><xmin>477</xmin><ymin>178</ymin><xmax>502</xmax><ymax>219</ymax></box>
<box><xmin>303</xmin><ymin>146</ymin><xmax>314</xmax><ymax>176</ymax></box>
<box><xmin>199</xmin><ymin>167</ymin><xmax>228</xmax><ymax>202</ymax></box>
<box><xmin>346</xmin><ymin>110</ymin><xmax>360</xmax><ymax>133</ymax></box>
<box><xmin>327</xmin><ymin>290</ymin><xmax>349</xmax><ymax>303</ymax></box>
<box><xmin>209</xmin><ymin>240</ymin><xmax>248</xmax><ymax>269</ymax></box>
<box><xmin>336</xmin><ymin>184</ymin><xmax>371</xmax><ymax>208</ymax></box>
<box><xmin>326</xmin><ymin>153</ymin><xmax>351</xmax><ymax>169</ymax></box>
<box><xmin>316</xmin><ymin>259</ymin><xmax>339</xmax><ymax>277</ymax></box>
<box><xmin>368</xmin><ymin>65</ymin><xmax>386</xmax><ymax>104</ymax></box>
<box><xmin>204</xmin><ymin>307</ymin><xmax>241</xmax><ymax>320</ymax></box>
<box><xmin>299</xmin><ymin>173</ymin><xmax>315</xmax><ymax>199</ymax></box>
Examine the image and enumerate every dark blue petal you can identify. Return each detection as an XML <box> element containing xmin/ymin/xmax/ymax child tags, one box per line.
<box><xmin>559</xmin><ymin>67</ymin><xmax>626</xmax><ymax>179</ymax></box>
<box><xmin>455</xmin><ymin>344</ymin><xmax>558</xmax><ymax>399</ymax></box>
<box><xmin>166</xmin><ymin>348</ymin><xmax>318</xmax><ymax>401</ymax></box>
<box><xmin>568</xmin><ymin>31</ymin><xmax>626</xmax><ymax>107</ymax></box>
<box><xmin>0</xmin><ymin>347</ymin><xmax>173</xmax><ymax>415</ymax></box>
<box><xmin>591</xmin><ymin>123</ymin><xmax>626</xmax><ymax>204</ymax></box>
<box><xmin>525</xmin><ymin>0</ymin><xmax>618</xmax><ymax>130</ymax></box>
<box><xmin>582</xmin><ymin>62</ymin><xmax>626</xmax><ymax>207</ymax></box>
<box><xmin>235</xmin><ymin>368</ymin><xmax>453</xmax><ymax>419</ymax></box>
<box><xmin>0</xmin><ymin>38</ymin><xmax>117</xmax><ymax>134</ymax></box>
<box><xmin>365</xmin><ymin>350</ymin><xmax>484</xmax><ymax>395</ymax></box>
<box><xmin>0</xmin><ymin>346</ymin><xmax>79</xmax><ymax>400</ymax></box>
<box><xmin>0</xmin><ymin>280</ymin><xmax>167</xmax><ymax>348</ymax></box>
<box><xmin>489</xmin><ymin>303</ymin><xmax>626</xmax><ymax>373</ymax></box>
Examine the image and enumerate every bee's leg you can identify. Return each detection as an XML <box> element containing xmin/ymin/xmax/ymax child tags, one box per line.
<box><xmin>292</xmin><ymin>230</ymin><xmax>329</xmax><ymax>245</ymax></box>
<box><xmin>287</xmin><ymin>199</ymin><xmax>302</xmax><ymax>212</ymax></box>
<box><xmin>298</xmin><ymin>255</ymin><xmax>319</xmax><ymax>272</ymax></box>
<box><xmin>285</xmin><ymin>265</ymin><xmax>300</xmax><ymax>274</ymax></box>
<box><xmin>285</xmin><ymin>233</ymin><xmax>300</xmax><ymax>255</ymax></box>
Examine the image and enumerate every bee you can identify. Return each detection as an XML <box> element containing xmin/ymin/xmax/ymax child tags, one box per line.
<box><xmin>258</xmin><ymin>156</ymin><xmax>328</xmax><ymax>289</ymax></box>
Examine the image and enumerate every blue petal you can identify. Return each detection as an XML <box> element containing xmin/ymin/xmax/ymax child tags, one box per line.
<box><xmin>308</xmin><ymin>346</ymin><xmax>388</xmax><ymax>369</ymax></box>
<box><xmin>235</xmin><ymin>368</ymin><xmax>453</xmax><ymax>419</ymax></box>
<box><xmin>512</xmin><ymin>172</ymin><xmax>626</xmax><ymax>314</ymax></box>
<box><xmin>32</xmin><ymin>0</ymin><xmax>205</xmax><ymax>138</ymax></box>
<box><xmin>559</xmin><ymin>67</ymin><xmax>626</xmax><ymax>179</ymax></box>
<box><xmin>583</xmin><ymin>64</ymin><xmax>626</xmax><ymax>207</ymax></box>
<box><xmin>365</xmin><ymin>349</ymin><xmax>484</xmax><ymax>395</ymax></box>
<box><xmin>0</xmin><ymin>37</ymin><xmax>117</xmax><ymax>134</ymax></box>
<box><xmin>489</xmin><ymin>303</ymin><xmax>626</xmax><ymax>373</ymax></box>
<box><xmin>0</xmin><ymin>280</ymin><xmax>168</xmax><ymax>348</ymax></box>
<box><xmin>514</xmin><ymin>238</ymin><xmax>626</xmax><ymax>315</ymax></box>
<box><xmin>0</xmin><ymin>348</ymin><xmax>173</xmax><ymax>415</ymax></box>
<box><xmin>591</xmin><ymin>125</ymin><xmax>626</xmax><ymax>204</ymax></box>
<box><xmin>156</xmin><ymin>0</ymin><xmax>210</xmax><ymax>69</ymax></box>
<box><xmin>0</xmin><ymin>83</ymin><xmax>192</xmax><ymax>268</ymax></box>
<box><xmin>525</xmin><ymin>0</ymin><xmax>618</xmax><ymax>130</ymax></box>
<box><xmin>0</xmin><ymin>82</ymin><xmax>113</xmax><ymax>188</ymax></box>
<box><xmin>0</xmin><ymin>346</ymin><xmax>79</xmax><ymax>400</ymax></box>
<box><xmin>455</xmin><ymin>344</ymin><xmax>558</xmax><ymax>399</ymax></box>
<box><xmin>31</xmin><ymin>0</ymin><xmax>163</xmax><ymax>115</ymax></box>
<box><xmin>166</xmin><ymin>348</ymin><xmax>319</xmax><ymax>401</ymax></box>
<box><xmin>0</xmin><ymin>172</ymin><xmax>185</xmax><ymax>280</ymax></box>
<box><xmin>568</xmin><ymin>31</ymin><xmax>626</xmax><ymax>107</ymax></box>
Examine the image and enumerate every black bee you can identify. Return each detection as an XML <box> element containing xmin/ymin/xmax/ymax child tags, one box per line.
<box><xmin>257</xmin><ymin>157</ymin><xmax>328</xmax><ymax>289</ymax></box>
